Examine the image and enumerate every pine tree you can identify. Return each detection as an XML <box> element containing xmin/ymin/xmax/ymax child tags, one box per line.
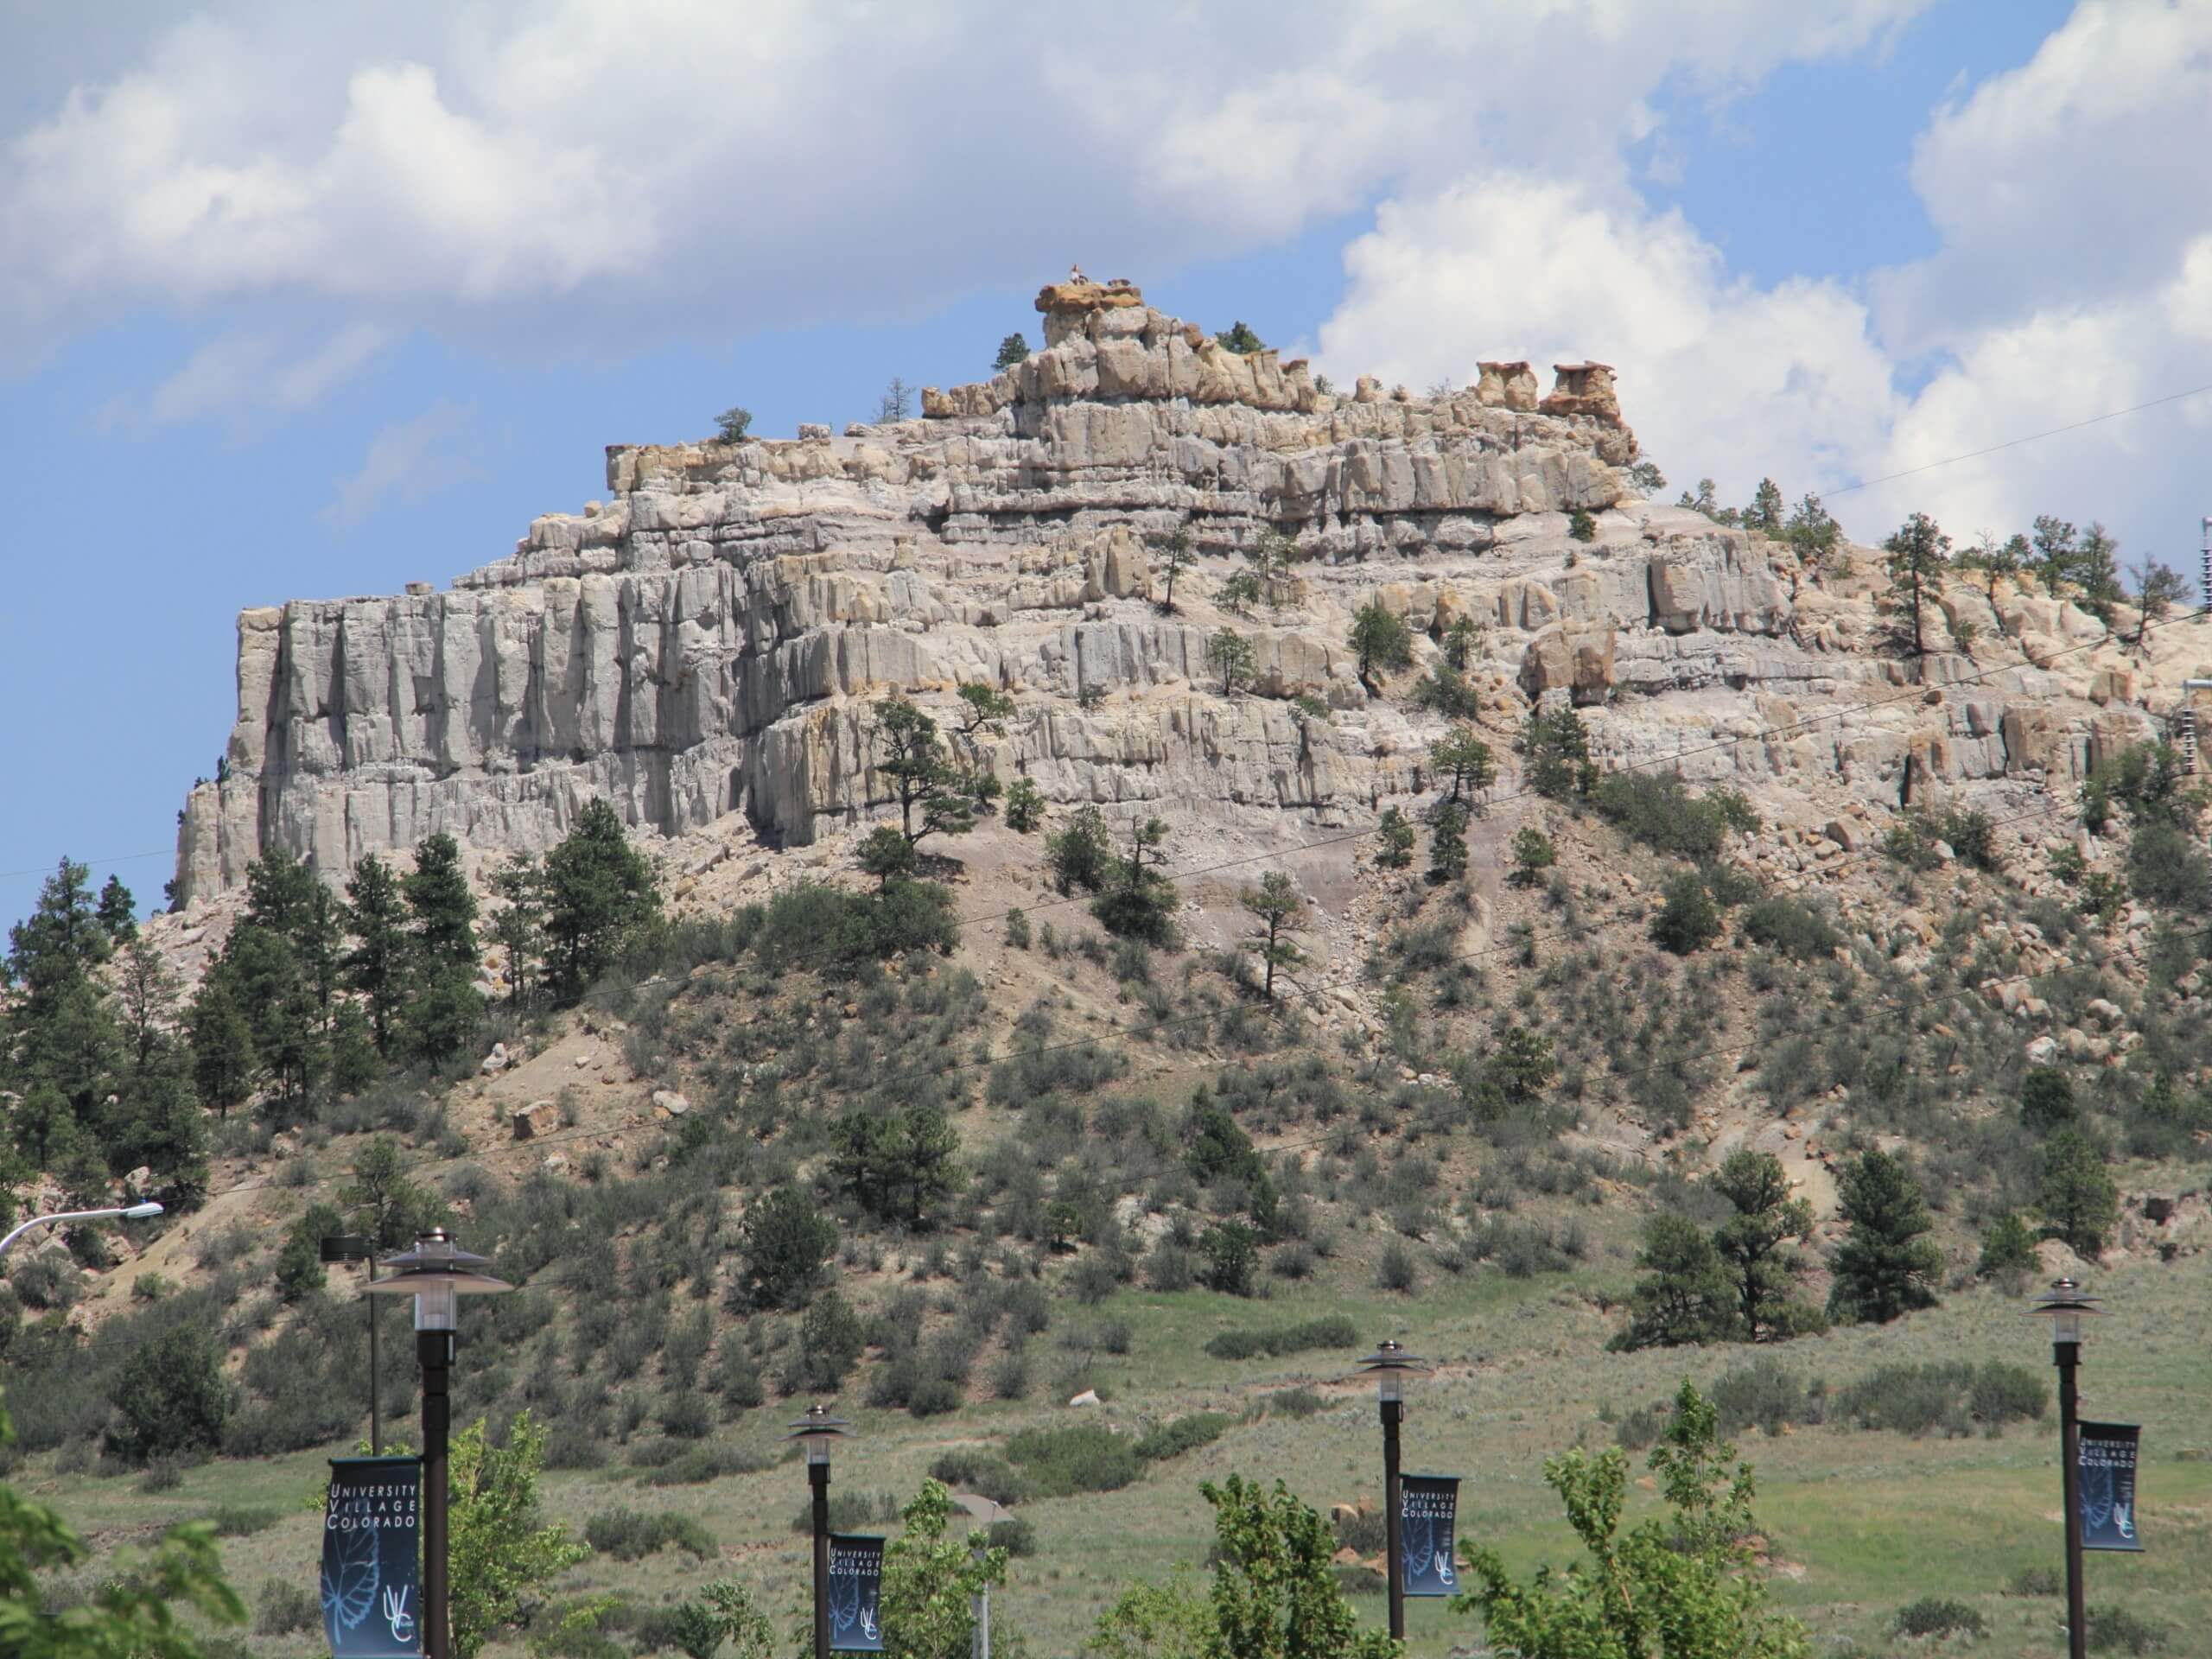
<box><xmin>543</xmin><ymin>799</ymin><xmax>662</xmax><ymax>1001</ymax></box>
<box><xmin>1509</xmin><ymin>826</ymin><xmax>1556</xmax><ymax>887</ymax></box>
<box><xmin>187</xmin><ymin>977</ymin><xmax>257</xmax><ymax>1118</ymax></box>
<box><xmin>342</xmin><ymin>1135</ymin><xmax>442</xmax><ymax>1250</ymax></box>
<box><xmin>870</xmin><ymin>699</ymin><xmax>976</xmax><ymax>852</ymax></box>
<box><xmin>489</xmin><ymin>855</ymin><xmax>549</xmax><ymax>1008</ymax></box>
<box><xmin>1239</xmin><ymin>872</ymin><xmax>1304</xmax><ymax>1000</ymax></box>
<box><xmin>2037</xmin><ymin>1128</ymin><xmax>2118</xmax><ymax>1257</ymax></box>
<box><xmin>992</xmin><ymin>333</ymin><xmax>1031</xmax><ymax>371</ymax></box>
<box><xmin>1881</xmin><ymin>512</ymin><xmax>1950</xmax><ymax>668</ymax></box>
<box><xmin>116</xmin><ymin>935</ymin><xmax>178</xmax><ymax>1075</ymax></box>
<box><xmin>95</xmin><ymin>875</ymin><xmax>137</xmax><ymax>943</ymax></box>
<box><xmin>1375</xmin><ymin>807</ymin><xmax>1415</xmax><ymax>868</ymax></box>
<box><xmin>1215</xmin><ymin>321</ymin><xmax>1265</xmax><ymax>353</ymax></box>
<box><xmin>1430</xmin><ymin>726</ymin><xmax>1497</xmax><ymax>807</ymax></box>
<box><xmin>1612</xmin><ymin>1211</ymin><xmax>1738</xmax><ymax>1349</ymax></box>
<box><xmin>1427</xmin><ymin>804</ymin><xmax>1468</xmax><ymax>884</ymax></box>
<box><xmin>1091</xmin><ymin>817</ymin><xmax>1176</xmax><ymax>943</ymax></box>
<box><xmin>1205</xmin><ymin>627</ymin><xmax>1255</xmax><ymax>695</ymax></box>
<box><xmin>2031</xmin><ymin>514</ymin><xmax>2078</xmax><ymax>596</ymax></box>
<box><xmin>1783</xmin><ymin>492</ymin><xmax>1841</xmax><ymax>574</ymax></box>
<box><xmin>343</xmin><ymin>854</ymin><xmax>409</xmax><ymax>1052</ymax></box>
<box><xmin>1744</xmin><ymin>477</ymin><xmax>1785</xmax><ymax>534</ymax></box>
<box><xmin>1712</xmin><ymin>1151</ymin><xmax>1820</xmax><ymax>1341</ymax></box>
<box><xmin>404</xmin><ymin>833</ymin><xmax>479</xmax><ymax>975</ymax></box>
<box><xmin>1151</xmin><ymin>524</ymin><xmax>1195</xmax><ymax>613</ymax></box>
<box><xmin>1347</xmin><ymin>601</ymin><xmax>1414</xmax><ymax>689</ymax></box>
<box><xmin>1826</xmin><ymin>1149</ymin><xmax>1942</xmax><ymax>1324</ymax></box>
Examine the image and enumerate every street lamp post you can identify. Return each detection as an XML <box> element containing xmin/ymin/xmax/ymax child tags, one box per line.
<box><xmin>0</xmin><ymin>1202</ymin><xmax>162</xmax><ymax>1261</ymax></box>
<box><xmin>364</xmin><ymin>1230</ymin><xmax>513</xmax><ymax>1659</ymax></box>
<box><xmin>790</xmin><ymin>1406</ymin><xmax>852</xmax><ymax>1659</ymax></box>
<box><xmin>2031</xmin><ymin>1277</ymin><xmax>2103</xmax><ymax>1659</ymax></box>
<box><xmin>320</xmin><ymin>1234</ymin><xmax>380</xmax><ymax>1454</ymax></box>
<box><xmin>1358</xmin><ymin>1339</ymin><xmax>1428</xmax><ymax>1643</ymax></box>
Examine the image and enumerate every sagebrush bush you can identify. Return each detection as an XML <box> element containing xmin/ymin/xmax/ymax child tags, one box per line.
<box><xmin>1133</xmin><ymin>1412</ymin><xmax>1230</xmax><ymax>1462</ymax></box>
<box><xmin>1893</xmin><ymin>1598</ymin><xmax>1987</xmax><ymax>1639</ymax></box>
<box><xmin>1003</xmin><ymin>1424</ymin><xmax>1141</xmax><ymax>1496</ymax></box>
<box><xmin>584</xmin><ymin>1508</ymin><xmax>717</xmax><ymax>1561</ymax></box>
<box><xmin>1203</xmin><ymin>1314</ymin><xmax>1359</xmax><ymax>1361</ymax></box>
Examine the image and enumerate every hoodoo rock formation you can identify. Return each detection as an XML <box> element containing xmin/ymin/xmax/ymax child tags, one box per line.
<box><xmin>174</xmin><ymin>280</ymin><xmax>2155</xmax><ymax>906</ymax></box>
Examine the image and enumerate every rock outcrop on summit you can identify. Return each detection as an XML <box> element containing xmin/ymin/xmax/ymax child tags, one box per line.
<box><xmin>173</xmin><ymin>280</ymin><xmax>2160</xmax><ymax>906</ymax></box>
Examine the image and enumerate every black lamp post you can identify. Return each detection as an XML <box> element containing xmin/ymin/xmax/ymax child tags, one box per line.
<box><xmin>2031</xmin><ymin>1276</ymin><xmax>2103</xmax><ymax>1659</ymax></box>
<box><xmin>364</xmin><ymin>1230</ymin><xmax>513</xmax><ymax>1659</ymax></box>
<box><xmin>1358</xmin><ymin>1339</ymin><xmax>1428</xmax><ymax>1643</ymax></box>
<box><xmin>319</xmin><ymin>1234</ymin><xmax>380</xmax><ymax>1453</ymax></box>
<box><xmin>790</xmin><ymin>1405</ymin><xmax>853</xmax><ymax>1659</ymax></box>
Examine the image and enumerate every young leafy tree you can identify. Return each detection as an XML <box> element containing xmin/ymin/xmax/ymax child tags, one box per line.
<box><xmin>1977</xmin><ymin>1211</ymin><xmax>2040</xmax><ymax>1281</ymax></box>
<box><xmin>1430</xmin><ymin>727</ymin><xmax>1497</xmax><ymax>809</ymax></box>
<box><xmin>1239</xmin><ymin>873</ymin><xmax>1305</xmax><ymax>1001</ymax></box>
<box><xmin>275</xmin><ymin>1201</ymin><xmax>345</xmax><ymax>1302</ymax></box>
<box><xmin>1205</xmin><ymin>627</ymin><xmax>1256</xmax><ymax>696</ymax></box>
<box><xmin>671</xmin><ymin>1580</ymin><xmax>774</xmax><ymax>1659</ymax></box>
<box><xmin>880</xmin><ymin>1480</ymin><xmax>1009</xmax><ymax>1659</ymax></box>
<box><xmin>0</xmin><ymin>1397</ymin><xmax>245</xmax><ymax>1659</ymax></box>
<box><xmin>1826</xmin><ymin>1149</ymin><xmax>1942</xmax><ymax>1324</ymax></box>
<box><xmin>737</xmin><ymin>1185</ymin><xmax>839</xmax><ymax>1311</ymax></box>
<box><xmin>1199</xmin><ymin>1474</ymin><xmax>1394</xmax><ymax>1659</ymax></box>
<box><xmin>1881</xmin><ymin>511</ymin><xmax>1950</xmax><ymax>669</ymax></box>
<box><xmin>1375</xmin><ymin>807</ymin><xmax>1415</xmax><ymax>869</ymax></box>
<box><xmin>1612</xmin><ymin>1211</ymin><xmax>1738</xmax><ymax>1350</ymax></box>
<box><xmin>1509</xmin><ymin>826</ymin><xmax>1556</xmax><ymax>888</ymax></box>
<box><xmin>715</xmin><ymin>407</ymin><xmax>753</xmax><ymax>442</ymax></box>
<box><xmin>543</xmin><ymin>798</ymin><xmax>661</xmax><ymax>1001</ymax></box>
<box><xmin>1215</xmin><ymin>321</ymin><xmax>1266</xmax><ymax>354</ymax></box>
<box><xmin>1046</xmin><ymin>805</ymin><xmax>1117</xmax><ymax>894</ymax></box>
<box><xmin>858</xmin><ymin>824</ymin><xmax>918</xmax><ymax>891</ymax></box>
<box><xmin>446</xmin><ymin>1413</ymin><xmax>588</xmax><ymax>1659</ymax></box>
<box><xmin>956</xmin><ymin>682</ymin><xmax>1017</xmax><ymax>734</ymax></box>
<box><xmin>1347</xmin><ymin>601</ymin><xmax>1414</xmax><ymax>690</ymax></box>
<box><xmin>1712</xmin><ymin>1151</ymin><xmax>1819</xmax><ymax>1342</ymax></box>
<box><xmin>1152</xmin><ymin>525</ymin><xmax>1196</xmax><ymax>614</ymax></box>
<box><xmin>2037</xmin><ymin>1128</ymin><xmax>2118</xmax><ymax>1258</ymax></box>
<box><xmin>1458</xmin><ymin>1381</ymin><xmax>1812</xmax><ymax>1659</ymax></box>
<box><xmin>1090</xmin><ymin>1569</ymin><xmax>1215</xmax><ymax>1659</ymax></box>
<box><xmin>993</xmin><ymin>333</ymin><xmax>1031</xmax><ymax>371</ymax></box>
<box><xmin>342</xmin><ymin>854</ymin><xmax>409</xmax><ymax>1052</ymax></box>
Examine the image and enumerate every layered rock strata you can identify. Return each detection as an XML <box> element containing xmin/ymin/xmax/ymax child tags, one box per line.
<box><xmin>173</xmin><ymin>281</ymin><xmax>2150</xmax><ymax>905</ymax></box>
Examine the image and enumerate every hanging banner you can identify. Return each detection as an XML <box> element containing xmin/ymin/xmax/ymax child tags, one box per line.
<box><xmin>1399</xmin><ymin>1473</ymin><xmax>1462</xmax><ymax>1597</ymax></box>
<box><xmin>322</xmin><ymin>1456</ymin><xmax>423</xmax><ymax>1658</ymax></box>
<box><xmin>2078</xmin><ymin>1422</ymin><xmax>2143</xmax><ymax>1552</ymax></box>
<box><xmin>828</xmin><ymin>1532</ymin><xmax>886</xmax><ymax>1652</ymax></box>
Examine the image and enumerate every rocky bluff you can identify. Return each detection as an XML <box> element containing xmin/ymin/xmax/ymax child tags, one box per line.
<box><xmin>173</xmin><ymin>279</ymin><xmax>2147</xmax><ymax>905</ymax></box>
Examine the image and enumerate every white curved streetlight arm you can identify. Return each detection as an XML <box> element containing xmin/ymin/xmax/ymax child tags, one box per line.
<box><xmin>0</xmin><ymin>1202</ymin><xmax>162</xmax><ymax>1261</ymax></box>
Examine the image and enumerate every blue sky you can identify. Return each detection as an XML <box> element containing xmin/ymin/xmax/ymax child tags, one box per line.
<box><xmin>5</xmin><ymin>0</ymin><xmax>2209</xmax><ymax>931</ymax></box>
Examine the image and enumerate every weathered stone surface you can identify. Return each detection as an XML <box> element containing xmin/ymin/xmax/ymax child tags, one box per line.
<box><xmin>512</xmin><ymin>1100</ymin><xmax>558</xmax><ymax>1139</ymax></box>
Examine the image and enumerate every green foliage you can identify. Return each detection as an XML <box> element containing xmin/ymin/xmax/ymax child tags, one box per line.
<box><xmin>1133</xmin><ymin>1414</ymin><xmax>1232</xmax><ymax>1463</ymax></box>
<box><xmin>1743</xmin><ymin>479</ymin><xmax>1784</xmax><ymax>534</ymax></box>
<box><xmin>1091</xmin><ymin>817</ymin><xmax>1178</xmax><ymax>944</ymax></box>
<box><xmin>1427</xmin><ymin>804</ymin><xmax>1468</xmax><ymax>886</ymax></box>
<box><xmin>1830</xmin><ymin>1361</ymin><xmax>2045</xmax><ymax>1437</ymax></box>
<box><xmin>447</xmin><ymin>1412</ymin><xmax>588</xmax><ymax>1659</ymax></box>
<box><xmin>1713</xmin><ymin>1151</ymin><xmax>1821</xmax><ymax>1343</ymax></box>
<box><xmin>792</xmin><ymin>1293</ymin><xmax>865</xmax><ymax>1392</ymax></box>
<box><xmin>831</xmin><ymin>1103</ymin><xmax>963</xmax><ymax>1226</ymax></box>
<box><xmin>715</xmin><ymin>407</ymin><xmax>753</xmax><ymax>442</ymax></box>
<box><xmin>737</xmin><ymin>1185</ymin><xmax>838</xmax><ymax>1310</ymax></box>
<box><xmin>582</xmin><ymin>1509</ymin><xmax>718</xmax><ymax>1561</ymax></box>
<box><xmin>1409</xmin><ymin>664</ymin><xmax>1481</xmax><ymax>719</ymax></box>
<box><xmin>1241</xmin><ymin>873</ymin><xmax>1305</xmax><ymax>1000</ymax></box>
<box><xmin>880</xmin><ymin>1480</ymin><xmax>1008</xmax><ymax>1659</ymax></box>
<box><xmin>1199</xmin><ymin>1223</ymin><xmax>1259</xmax><ymax>1296</ymax></box>
<box><xmin>1206</xmin><ymin>628</ymin><xmax>1256</xmax><ymax>695</ymax></box>
<box><xmin>0</xmin><ymin>1399</ymin><xmax>245</xmax><ymax>1659</ymax></box>
<box><xmin>956</xmin><ymin>682</ymin><xmax>1017</xmax><ymax>734</ymax></box>
<box><xmin>1625</xmin><ymin>458</ymin><xmax>1666</xmax><ymax>495</ymax></box>
<box><xmin>2037</xmin><ymin>1128</ymin><xmax>2118</xmax><ymax>1256</ymax></box>
<box><xmin>1046</xmin><ymin>806</ymin><xmax>1118</xmax><ymax>894</ymax></box>
<box><xmin>1430</xmin><ymin>727</ymin><xmax>1497</xmax><ymax>807</ymax></box>
<box><xmin>872</xmin><ymin>698</ymin><xmax>980</xmax><ymax>854</ymax></box>
<box><xmin>274</xmin><ymin>1202</ymin><xmax>343</xmax><ymax>1302</ymax></box>
<box><xmin>1508</xmin><ymin>827</ymin><xmax>1555</xmax><ymax>887</ymax></box>
<box><xmin>1976</xmin><ymin>1211</ymin><xmax>2039</xmax><ymax>1279</ymax></box>
<box><xmin>1005</xmin><ymin>1425</ymin><xmax>1143</xmax><ymax>1496</ymax></box>
<box><xmin>1090</xmin><ymin>1569</ymin><xmax>1214</xmax><ymax>1659</ymax></box>
<box><xmin>1881</xmin><ymin>512</ymin><xmax>1950</xmax><ymax>663</ymax></box>
<box><xmin>1375</xmin><ymin>808</ymin><xmax>1415</xmax><ymax>869</ymax></box>
<box><xmin>669</xmin><ymin>1578</ymin><xmax>773</xmax><ymax>1659</ymax></box>
<box><xmin>2087</xmin><ymin>1604</ymin><xmax>2169</xmax><ymax>1655</ymax></box>
<box><xmin>1348</xmin><ymin>602</ymin><xmax>1414</xmax><ymax>687</ymax></box>
<box><xmin>1892</xmin><ymin>1598</ymin><xmax>1986</xmax><ymax>1639</ymax></box>
<box><xmin>1567</xmin><ymin>506</ymin><xmax>1597</xmax><ymax>543</ymax></box>
<box><xmin>1202</xmin><ymin>1315</ymin><xmax>1360</xmax><ymax>1362</ymax></box>
<box><xmin>1738</xmin><ymin>894</ymin><xmax>1840</xmax><ymax>959</ymax></box>
<box><xmin>1522</xmin><ymin>708</ymin><xmax>1595</xmax><ymax>799</ymax></box>
<box><xmin>1612</xmin><ymin>1211</ymin><xmax>1736</xmax><ymax>1351</ymax></box>
<box><xmin>1004</xmin><ymin>778</ymin><xmax>1046</xmax><ymax>833</ymax></box>
<box><xmin>1651</xmin><ymin>873</ymin><xmax>1721</xmax><ymax>955</ymax></box>
<box><xmin>1201</xmin><ymin>1473</ymin><xmax>1395</xmax><ymax>1659</ymax></box>
<box><xmin>105</xmin><ymin>1326</ymin><xmax>232</xmax><ymax>1465</ymax></box>
<box><xmin>2020</xmin><ymin>1066</ymin><xmax>2075</xmax><ymax>1133</ymax></box>
<box><xmin>1591</xmin><ymin>772</ymin><xmax>1751</xmax><ymax>861</ymax></box>
<box><xmin>994</xmin><ymin>334</ymin><xmax>1032</xmax><ymax>371</ymax></box>
<box><xmin>544</xmin><ymin>798</ymin><xmax>663</xmax><ymax>1001</ymax></box>
<box><xmin>1826</xmin><ymin>1150</ymin><xmax>1940</xmax><ymax>1325</ymax></box>
<box><xmin>1215</xmin><ymin>321</ymin><xmax>1266</xmax><ymax>354</ymax></box>
<box><xmin>1457</xmin><ymin>1381</ymin><xmax>1810</xmax><ymax>1659</ymax></box>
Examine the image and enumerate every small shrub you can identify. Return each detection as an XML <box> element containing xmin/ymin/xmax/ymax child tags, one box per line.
<box><xmin>1892</xmin><ymin>1598</ymin><xmax>1987</xmax><ymax>1640</ymax></box>
<box><xmin>2087</xmin><ymin>1605</ymin><xmax>2167</xmax><ymax>1655</ymax></box>
<box><xmin>207</xmin><ymin>1505</ymin><xmax>282</xmax><ymax>1537</ymax></box>
<box><xmin>1332</xmin><ymin>1509</ymin><xmax>1386</xmax><ymax>1554</ymax></box>
<box><xmin>256</xmin><ymin>1581</ymin><xmax>321</xmax><ymax>1637</ymax></box>
<box><xmin>927</xmin><ymin>1452</ymin><xmax>1031</xmax><ymax>1506</ymax></box>
<box><xmin>1376</xmin><ymin>1240</ymin><xmax>1416</xmax><ymax>1293</ymax></box>
<box><xmin>1261</xmin><ymin>1387</ymin><xmax>1328</xmax><ymax>1420</ymax></box>
<box><xmin>1203</xmin><ymin>1314</ymin><xmax>1360</xmax><ymax>1362</ymax></box>
<box><xmin>1133</xmin><ymin>1413</ymin><xmax>1231</xmax><ymax>1462</ymax></box>
<box><xmin>585</xmin><ymin>1508</ymin><xmax>718</xmax><ymax>1561</ymax></box>
<box><xmin>985</xmin><ymin>1516</ymin><xmax>1037</xmax><ymax>1558</ymax></box>
<box><xmin>1651</xmin><ymin>872</ymin><xmax>1721</xmax><ymax>954</ymax></box>
<box><xmin>2011</xmin><ymin>1566</ymin><xmax>2062</xmax><ymax>1597</ymax></box>
<box><xmin>1004</xmin><ymin>1424</ymin><xmax>1142</xmax><ymax>1497</ymax></box>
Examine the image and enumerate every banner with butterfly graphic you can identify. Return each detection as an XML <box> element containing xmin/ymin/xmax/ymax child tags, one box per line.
<box><xmin>323</xmin><ymin>1456</ymin><xmax>423</xmax><ymax>1657</ymax></box>
<box><xmin>2078</xmin><ymin>1422</ymin><xmax>2143</xmax><ymax>1553</ymax></box>
<box><xmin>1398</xmin><ymin>1473</ymin><xmax>1462</xmax><ymax>1597</ymax></box>
<box><xmin>827</xmin><ymin>1532</ymin><xmax>886</xmax><ymax>1651</ymax></box>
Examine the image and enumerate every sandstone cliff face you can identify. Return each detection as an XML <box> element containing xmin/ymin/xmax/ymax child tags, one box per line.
<box><xmin>172</xmin><ymin>282</ymin><xmax>2158</xmax><ymax>906</ymax></box>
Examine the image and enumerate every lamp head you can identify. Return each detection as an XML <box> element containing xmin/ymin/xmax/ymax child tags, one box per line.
<box><xmin>121</xmin><ymin>1202</ymin><xmax>164</xmax><ymax>1220</ymax></box>
<box><xmin>361</xmin><ymin>1229</ymin><xmax>512</xmax><ymax>1332</ymax></box>
<box><xmin>1357</xmin><ymin>1338</ymin><xmax>1429</xmax><ymax>1402</ymax></box>
<box><xmin>2028</xmin><ymin>1276</ymin><xmax>2102</xmax><ymax>1347</ymax></box>
<box><xmin>788</xmin><ymin>1403</ymin><xmax>852</xmax><ymax>1465</ymax></box>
